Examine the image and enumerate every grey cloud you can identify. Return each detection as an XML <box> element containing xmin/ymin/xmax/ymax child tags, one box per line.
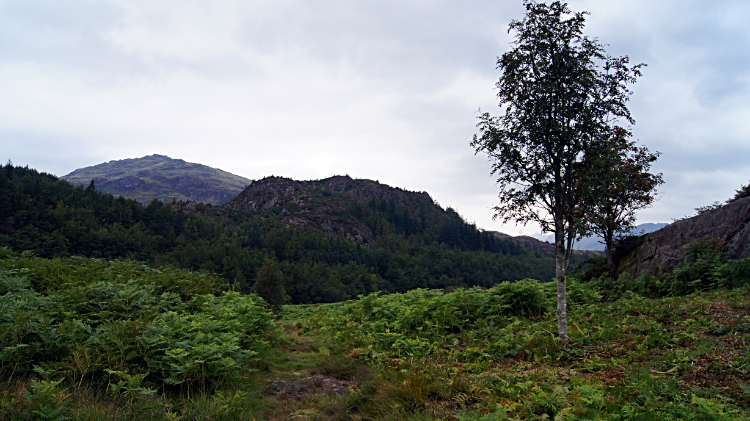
<box><xmin>235</xmin><ymin>1</ymin><xmax>524</xmax><ymax>88</ymax></box>
<box><xmin>2</xmin><ymin>0</ymin><xmax>750</xmax><ymax>234</ymax></box>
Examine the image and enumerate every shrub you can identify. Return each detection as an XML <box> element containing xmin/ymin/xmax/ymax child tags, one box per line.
<box><xmin>251</xmin><ymin>259</ymin><xmax>289</xmax><ymax>314</ymax></box>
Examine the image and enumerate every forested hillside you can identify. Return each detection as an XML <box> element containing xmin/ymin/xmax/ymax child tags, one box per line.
<box><xmin>0</xmin><ymin>163</ymin><xmax>558</xmax><ymax>303</ymax></box>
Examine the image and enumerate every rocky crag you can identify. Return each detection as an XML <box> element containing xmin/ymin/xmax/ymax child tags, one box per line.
<box><xmin>623</xmin><ymin>195</ymin><xmax>750</xmax><ymax>275</ymax></box>
<box><xmin>63</xmin><ymin>154</ymin><xmax>252</xmax><ymax>205</ymax></box>
<box><xmin>227</xmin><ymin>175</ymin><xmax>435</xmax><ymax>244</ymax></box>
<box><xmin>227</xmin><ymin>175</ymin><xmax>592</xmax><ymax>263</ymax></box>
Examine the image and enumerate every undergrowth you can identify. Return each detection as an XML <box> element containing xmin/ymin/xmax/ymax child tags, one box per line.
<box><xmin>294</xmin><ymin>237</ymin><xmax>750</xmax><ymax>419</ymax></box>
<box><xmin>0</xmin><ymin>248</ymin><xmax>277</xmax><ymax>420</ymax></box>
<box><xmin>3</xmin><ymin>234</ymin><xmax>750</xmax><ymax>420</ymax></box>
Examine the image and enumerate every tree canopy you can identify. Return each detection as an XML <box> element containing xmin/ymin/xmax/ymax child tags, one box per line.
<box><xmin>579</xmin><ymin>134</ymin><xmax>663</xmax><ymax>274</ymax></box>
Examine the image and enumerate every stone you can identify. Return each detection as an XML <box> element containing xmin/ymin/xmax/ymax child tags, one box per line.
<box><xmin>623</xmin><ymin>196</ymin><xmax>750</xmax><ymax>275</ymax></box>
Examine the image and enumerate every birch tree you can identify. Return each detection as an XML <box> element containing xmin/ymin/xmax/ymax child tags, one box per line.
<box><xmin>472</xmin><ymin>0</ymin><xmax>644</xmax><ymax>344</ymax></box>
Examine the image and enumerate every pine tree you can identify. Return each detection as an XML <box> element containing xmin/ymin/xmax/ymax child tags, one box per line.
<box><xmin>251</xmin><ymin>259</ymin><xmax>289</xmax><ymax>314</ymax></box>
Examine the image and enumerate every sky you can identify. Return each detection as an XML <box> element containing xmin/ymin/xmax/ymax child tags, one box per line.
<box><xmin>2</xmin><ymin>0</ymin><xmax>749</xmax><ymax>236</ymax></box>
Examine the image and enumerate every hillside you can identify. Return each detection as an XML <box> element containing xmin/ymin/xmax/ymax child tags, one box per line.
<box><xmin>531</xmin><ymin>222</ymin><xmax>669</xmax><ymax>251</ymax></box>
<box><xmin>3</xmin><ymin>251</ymin><xmax>749</xmax><ymax>420</ymax></box>
<box><xmin>622</xmin><ymin>196</ymin><xmax>750</xmax><ymax>275</ymax></box>
<box><xmin>62</xmin><ymin>154</ymin><xmax>252</xmax><ymax>205</ymax></box>
<box><xmin>1</xmin><ymin>163</ymin><xmax>559</xmax><ymax>303</ymax></box>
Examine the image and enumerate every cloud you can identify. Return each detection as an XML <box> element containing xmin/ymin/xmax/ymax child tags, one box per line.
<box><xmin>1</xmin><ymin>0</ymin><xmax>749</xmax><ymax>236</ymax></box>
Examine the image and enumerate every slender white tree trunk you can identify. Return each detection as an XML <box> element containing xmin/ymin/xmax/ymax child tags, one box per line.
<box><xmin>555</xmin><ymin>220</ymin><xmax>570</xmax><ymax>345</ymax></box>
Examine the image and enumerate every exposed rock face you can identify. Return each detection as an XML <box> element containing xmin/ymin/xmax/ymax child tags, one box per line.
<box><xmin>230</xmin><ymin>177</ymin><xmax>303</xmax><ymax>211</ymax></box>
<box><xmin>624</xmin><ymin>196</ymin><xmax>750</xmax><ymax>275</ymax></box>
<box><xmin>62</xmin><ymin>154</ymin><xmax>251</xmax><ymax>205</ymax></box>
<box><xmin>229</xmin><ymin>175</ymin><xmax>432</xmax><ymax>244</ymax></box>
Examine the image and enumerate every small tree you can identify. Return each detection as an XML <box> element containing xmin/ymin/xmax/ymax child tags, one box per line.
<box><xmin>251</xmin><ymin>259</ymin><xmax>289</xmax><ymax>314</ymax></box>
<box><xmin>727</xmin><ymin>181</ymin><xmax>750</xmax><ymax>203</ymax></box>
<box><xmin>579</xmin><ymin>132</ymin><xmax>663</xmax><ymax>275</ymax></box>
<box><xmin>472</xmin><ymin>1</ymin><xmax>644</xmax><ymax>343</ymax></box>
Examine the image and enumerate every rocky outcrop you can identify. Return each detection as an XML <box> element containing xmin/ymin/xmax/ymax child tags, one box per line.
<box><xmin>229</xmin><ymin>176</ymin><xmax>385</xmax><ymax>243</ymax></box>
<box><xmin>229</xmin><ymin>177</ymin><xmax>303</xmax><ymax>211</ymax></box>
<box><xmin>623</xmin><ymin>196</ymin><xmax>750</xmax><ymax>275</ymax></box>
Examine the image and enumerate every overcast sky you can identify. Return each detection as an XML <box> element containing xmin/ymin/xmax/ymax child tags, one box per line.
<box><xmin>2</xmin><ymin>0</ymin><xmax>749</xmax><ymax>235</ymax></box>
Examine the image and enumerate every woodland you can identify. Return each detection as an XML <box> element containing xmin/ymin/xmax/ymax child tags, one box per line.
<box><xmin>0</xmin><ymin>163</ymin><xmax>557</xmax><ymax>304</ymax></box>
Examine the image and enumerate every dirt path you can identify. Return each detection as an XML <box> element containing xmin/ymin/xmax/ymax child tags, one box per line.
<box><xmin>253</xmin><ymin>323</ymin><xmax>369</xmax><ymax>421</ymax></box>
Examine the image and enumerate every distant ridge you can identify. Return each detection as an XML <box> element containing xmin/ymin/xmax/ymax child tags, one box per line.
<box><xmin>530</xmin><ymin>223</ymin><xmax>670</xmax><ymax>251</ymax></box>
<box><xmin>62</xmin><ymin>154</ymin><xmax>252</xmax><ymax>205</ymax></box>
<box><xmin>488</xmin><ymin>231</ymin><xmax>601</xmax><ymax>259</ymax></box>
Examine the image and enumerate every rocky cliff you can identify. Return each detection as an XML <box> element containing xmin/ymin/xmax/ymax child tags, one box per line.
<box><xmin>228</xmin><ymin>175</ymin><xmax>580</xmax><ymax>258</ymax></box>
<box><xmin>623</xmin><ymin>195</ymin><xmax>750</xmax><ymax>275</ymax></box>
<box><xmin>227</xmin><ymin>175</ymin><xmax>435</xmax><ymax>244</ymax></box>
<box><xmin>62</xmin><ymin>154</ymin><xmax>252</xmax><ymax>205</ymax></box>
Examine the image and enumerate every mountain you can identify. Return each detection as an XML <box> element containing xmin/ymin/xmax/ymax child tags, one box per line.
<box><xmin>530</xmin><ymin>223</ymin><xmax>669</xmax><ymax>251</ymax></box>
<box><xmin>62</xmin><ymin>154</ymin><xmax>252</xmax><ymax>205</ymax></box>
<box><xmin>489</xmin><ymin>231</ymin><xmax>601</xmax><ymax>260</ymax></box>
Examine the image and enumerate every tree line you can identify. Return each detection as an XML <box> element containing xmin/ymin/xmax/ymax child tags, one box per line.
<box><xmin>0</xmin><ymin>163</ymin><xmax>558</xmax><ymax>303</ymax></box>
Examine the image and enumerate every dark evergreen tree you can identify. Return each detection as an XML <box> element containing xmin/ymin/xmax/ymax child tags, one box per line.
<box><xmin>251</xmin><ymin>259</ymin><xmax>289</xmax><ymax>314</ymax></box>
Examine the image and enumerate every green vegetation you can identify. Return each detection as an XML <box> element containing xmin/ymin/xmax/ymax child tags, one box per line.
<box><xmin>295</xmin><ymin>240</ymin><xmax>750</xmax><ymax>419</ymax></box>
<box><xmin>3</xmin><ymin>234</ymin><xmax>750</xmax><ymax>419</ymax></box>
<box><xmin>0</xmin><ymin>249</ymin><xmax>276</xmax><ymax>420</ymax></box>
<box><xmin>0</xmin><ymin>163</ymin><xmax>558</xmax><ymax>304</ymax></box>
